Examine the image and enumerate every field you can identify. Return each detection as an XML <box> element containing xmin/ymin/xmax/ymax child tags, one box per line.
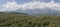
<box><xmin>0</xmin><ymin>12</ymin><xmax>60</xmax><ymax>27</ymax></box>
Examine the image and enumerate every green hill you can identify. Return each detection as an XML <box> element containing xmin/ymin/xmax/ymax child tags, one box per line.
<box><xmin>0</xmin><ymin>12</ymin><xmax>60</xmax><ymax>27</ymax></box>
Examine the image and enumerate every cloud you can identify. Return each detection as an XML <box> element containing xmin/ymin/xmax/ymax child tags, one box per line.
<box><xmin>0</xmin><ymin>0</ymin><xmax>60</xmax><ymax>12</ymax></box>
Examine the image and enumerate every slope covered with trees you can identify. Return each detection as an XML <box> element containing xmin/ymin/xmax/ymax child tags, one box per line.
<box><xmin>0</xmin><ymin>12</ymin><xmax>60</xmax><ymax>27</ymax></box>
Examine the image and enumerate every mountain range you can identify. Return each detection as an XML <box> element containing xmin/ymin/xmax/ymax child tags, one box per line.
<box><xmin>1</xmin><ymin>8</ymin><xmax>60</xmax><ymax>16</ymax></box>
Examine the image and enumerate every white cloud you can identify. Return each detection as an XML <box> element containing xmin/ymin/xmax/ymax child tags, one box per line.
<box><xmin>0</xmin><ymin>0</ymin><xmax>60</xmax><ymax>11</ymax></box>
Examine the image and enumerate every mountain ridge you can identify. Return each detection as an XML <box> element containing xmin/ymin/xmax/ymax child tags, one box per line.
<box><xmin>0</xmin><ymin>8</ymin><xmax>60</xmax><ymax>16</ymax></box>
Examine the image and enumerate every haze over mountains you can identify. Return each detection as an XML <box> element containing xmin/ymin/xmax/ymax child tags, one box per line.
<box><xmin>0</xmin><ymin>0</ymin><xmax>60</xmax><ymax>15</ymax></box>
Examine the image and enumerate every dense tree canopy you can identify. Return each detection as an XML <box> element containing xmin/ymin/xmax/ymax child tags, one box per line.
<box><xmin>0</xmin><ymin>12</ymin><xmax>60</xmax><ymax>27</ymax></box>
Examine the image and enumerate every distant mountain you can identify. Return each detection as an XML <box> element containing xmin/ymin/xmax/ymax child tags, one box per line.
<box><xmin>11</xmin><ymin>8</ymin><xmax>60</xmax><ymax>16</ymax></box>
<box><xmin>0</xmin><ymin>12</ymin><xmax>28</xmax><ymax>15</ymax></box>
<box><xmin>0</xmin><ymin>8</ymin><xmax>60</xmax><ymax>16</ymax></box>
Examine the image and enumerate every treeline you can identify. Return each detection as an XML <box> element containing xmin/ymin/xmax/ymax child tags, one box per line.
<box><xmin>0</xmin><ymin>13</ymin><xmax>60</xmax><ymax>27</ymax></box>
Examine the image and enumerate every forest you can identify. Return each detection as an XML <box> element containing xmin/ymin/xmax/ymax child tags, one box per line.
<box><xmin>0</xmin><ymin>12</ymin><xmax>60</xmax><ymax>27</ymax></box>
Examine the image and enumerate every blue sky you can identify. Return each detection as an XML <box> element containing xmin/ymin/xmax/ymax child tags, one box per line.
<box><xmin>0</xmin><ymin>0</ymin><xmax>60</xmax><ymax>6</ymax></box>
<box><xmin>0</xmin><ymin>0</ymin><xmax>60</xmax><ymax>4</ymax></box>
<box><xmin>0</xmin><ymin>0</ymin><xmax>60</xmax><ymax>12</ymax></box>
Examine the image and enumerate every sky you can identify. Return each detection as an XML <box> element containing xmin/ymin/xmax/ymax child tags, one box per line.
<box><xmin>0</xmin><ymin>0</ymin><xmax>60</xmax><ymax>4</ymax></box>
<box><xmin>0</xmin><ymin>0</ymin><xmax>60</xmax><ymax>12</ymax></box>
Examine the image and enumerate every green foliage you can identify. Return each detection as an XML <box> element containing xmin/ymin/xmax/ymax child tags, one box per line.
<box><xmin>0</xmin><ymin>13</ymin><xmax>60</xmax><ymax>27</ymax></box>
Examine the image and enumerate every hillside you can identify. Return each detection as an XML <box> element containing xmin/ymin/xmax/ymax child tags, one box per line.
<box><xmin>0</xmin><ymin>12</ymin><xmax>60</xmax><ymax>27</ymax></box>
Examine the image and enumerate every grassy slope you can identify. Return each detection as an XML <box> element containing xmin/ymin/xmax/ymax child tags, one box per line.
<box><xmin>0</xmin><ymin>12</ymin><xmax>60</xmax><ymax>27</ymax></box>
